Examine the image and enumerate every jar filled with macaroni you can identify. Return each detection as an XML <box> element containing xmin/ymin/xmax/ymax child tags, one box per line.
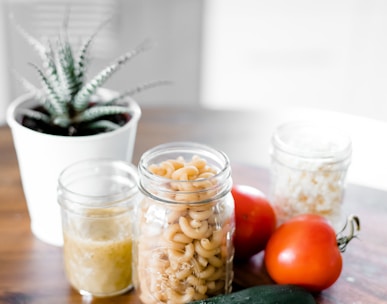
<box><xmin>58</xmin><ymin>159</ymin><xmax>140</xmax><ymax>297</ymax></box>
<box><xmin>135</xmin><ymin>142</ymin><xmax>235</xmax><ymax>304</ymax></box>
<box><xmin>270</xmin><ymin>121</ymin><xmax>352</xmax><ymax>231</ymax></box>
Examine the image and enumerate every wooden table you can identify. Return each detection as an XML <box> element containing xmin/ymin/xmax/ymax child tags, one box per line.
<box><xmin>1</xmin><ymin>106</ymin><xmax>387</xmax><ymax>304</ymax></box>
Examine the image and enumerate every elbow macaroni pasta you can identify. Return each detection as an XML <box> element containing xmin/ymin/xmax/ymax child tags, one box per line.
<box><xmin>136</xmin><ymin>155</ymin><xmax>234</xmax><ymax>304</ymax></box>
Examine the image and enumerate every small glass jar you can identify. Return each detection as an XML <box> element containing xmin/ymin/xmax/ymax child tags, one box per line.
<box><xmin>57</xmin><ymin>159</ymin><xmax>139</xmax><ymax>297</ymax></box>
<box><xmin>134</xmin><ymin>142</ymin><xmax>235</xmax><ymax>304</ymax></box>
<box><xmin>270</xmin><ymin>121</ymin><xmax>352</xmax><ymax>231</ymax></box>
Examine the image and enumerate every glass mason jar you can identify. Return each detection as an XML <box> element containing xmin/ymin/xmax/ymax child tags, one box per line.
<box><xmin>57</xmin><ymin>159</ymin><xmax>140</xmax><ymax>297</ymax></box>
<box><xmin>134</xmin><ymin>142</ymin><xmax>235</xmax><ymax>304</ymax></box>
<box><xmin>270</xmin><ymin>121</ymin><xmax>352</xmax><ymax>231</ymax></box>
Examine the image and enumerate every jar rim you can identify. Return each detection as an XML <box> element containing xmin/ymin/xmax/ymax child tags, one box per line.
<box><xmin>58</xmin><ymin>158</ymin><xmax>139</xmax><ymax>208</ymax></box>
<box><xmin>138</xmin><ymin>141</ymin><xmax>232</xmax><ymax>204</ymax></box>
<box><xmin>272</xmin><ymin>121</ymin><xmax>352</xmax><ymax>162</ymax></box>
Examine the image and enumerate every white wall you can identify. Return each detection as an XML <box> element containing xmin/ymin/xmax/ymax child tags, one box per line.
<box><xmin>201</xmin><ymin>0</ymin><xmax>387</xmax><ymax>122</ymax></box>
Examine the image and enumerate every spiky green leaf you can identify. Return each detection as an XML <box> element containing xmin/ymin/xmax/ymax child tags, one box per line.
<box><xmin>75</xmin><ymin>18</ymin><xmax>111</xmax><ymax>88</ymax></box>
<box><xmin>86</xmin><ymin>120</ymin><xmax>121</xmax><ymax>131</ymax></box>
<box><xmin>72</xmin><ymin>40</ymin><xmax>153</xmax><ymax>112</ymax></box>
<box><xmin>56</xmin><ymin>38</ymin><xmax>78</xmax><ymax>100</ymax></box>
<box><xmin>76</xmin><ymin>105</ymin><xmax>130</xmax><ymax>122</ymax></box>
<box><xmin>13</xmin><ymin>19</ymin><xmax>59</xmax><ymax>85</ymax></box>
<box><xmin>29</xmin><ymin>63</ymin><xmax>67</xmax><ymax>116</ymax></box>
<box><xmin>15</xmin><ymin>71</ymin><xmax>61</xmax><ymax>117</ymax></box>
<box><xmin>12</xmin><ymin>18</ymin><xmax>47</xmax><ymax>60</ymax></box>
<box><xmin>106</xmin><ymin>80</ymin><xmax>172</xmax><ymax>104</ymax></box>
<box><xmin>53</xmin><ymin>115</ymin><xmax>71</xmax><ymax>127</ymax></box>
<box><xmin>17</xmin><ymin>108</ymin><xmax>50</xmax><ymax>124</ymax></box>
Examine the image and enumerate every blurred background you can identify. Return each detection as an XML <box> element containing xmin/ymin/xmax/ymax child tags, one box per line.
<box><xmin>1</xmin><ymin>0</ymin><xmax>387</xmax><ymax>190</ymax></box>
<box><xmin>0</xmin><ymin>0</ymin><xmax>203</xmax><ymax>123</ymax></box>
<box><xmin>0</xmin><ymin>0</ymin><xmax>386</xmax><ymax>125</ymax></box>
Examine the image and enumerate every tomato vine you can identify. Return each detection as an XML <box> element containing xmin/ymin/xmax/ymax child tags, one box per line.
<box><xmin>337</xmin><ymin>214</ymin><xmax>361</xmax><ymax>253</ymax></box>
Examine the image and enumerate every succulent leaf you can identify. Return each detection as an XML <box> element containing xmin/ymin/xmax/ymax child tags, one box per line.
<box><xmin>15</xmin><ymin>71</ymin><xmax>61</xmax><ymax>118</ymax></box>
<box><xmin>41</xmin><ymin>98</ymin><xmax>62</xmax><ymax>117</ymax></box>
<box><xmin>74</xmin><ymin>39</ymin><xmax>89</xmax><ymax>91</ymax></box>
<box><xmin>12</xmin><ymin>19</ymin><xmax>47</xmax><ymax>61</ymax></box>
<box><xmin>86</xmin><ymin>120</ymin><xmax>121</xmax><ymax>131</ymax></box>
<box><xmin>13</xmin><ymin>20</ymin><xmax>59</xmax><ymax>86</ymax></box>
<box><xmin>56</xmin><ymin>38</ymin><xmax>78</xmax><ymax>100</ymax></box>
<box><xmin>72</xmin><ymin>40</ymin><xmax>152</xmax><ymax>112</ymax></box>
<box><xmin>53</xmin><ymin>115</ymin><xmax>71</xmax><ymax>128</ymax></box>
<box><xmin>76</xmin><ymin>105</ymin><xmax>130</xmax><ymax>122</ymax></box>
<box><xmin>107</xmin><ymin>80</ymin><xmax>172</xmax><ymax>104</ymax></box>
<box><xmin>75</xmin><ymin>18</ymin><xmax>111</xmax><ymax>87</ymax></box>
<box><xmin>29</xmin><ymin>63</ymin><xmax>67</xmax><ymax>116</ymax></box>
<box><xmin>18</xmin><ymin>108</ymin><xmax>50</xmax><ymax>124</ymax></box>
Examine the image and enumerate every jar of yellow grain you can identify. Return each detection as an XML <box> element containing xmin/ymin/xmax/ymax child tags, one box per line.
<box><xmin>58</xmin><ymin>159</ymin><xmax>139</xmax><ymax>297</ymax></box>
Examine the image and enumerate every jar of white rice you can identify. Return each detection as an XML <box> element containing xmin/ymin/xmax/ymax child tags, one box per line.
<box><xmin>270</xmin><ymin>121</ymin><xmax>352</xmax><ymax>231</ymax></box>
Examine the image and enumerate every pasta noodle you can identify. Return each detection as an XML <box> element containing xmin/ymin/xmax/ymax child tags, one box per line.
<box><xmin>168</xmin><ymin>243</ymin><xmax>195</xmax><ymax>263</ymax></box>
<box><xmin>136</xmin><ymin>155</ymin><xmax>234</xmax><ymax>304</ymax></box>
<box><xmin>179</xmin><ymin>216</ymin><xmax>211</xmax><ymax>239</ymax></box>
<box><xmin>201</xmin><ymin>230</ymin><xmax>222</xmax><ymax>250</ymax></box>
<box><xmin>196</xmin><ymin>255</ymin><xmax>208</xmax><ymax>268</ymax></box>
<box><xmin>194</xmin><ymin>240</ymin><xmax>220</xmax><ymax>259</ymax></box>
<box><xmin>189</xmin><ymin>208</ymin><xmax>213</xmax><ymax>221</ymax></box>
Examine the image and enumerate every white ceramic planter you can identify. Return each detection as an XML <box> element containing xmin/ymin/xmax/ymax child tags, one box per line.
<box><xmin>6</xmin><ymin>89</ymin><xmax>141</xmax><ymax>246</ymax></box>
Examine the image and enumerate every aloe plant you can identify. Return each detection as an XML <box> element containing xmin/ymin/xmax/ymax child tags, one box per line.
<box><xmin>14</xmin><ymin>17</ymin><xmax>167</xmax><ymax>136</ymax></box>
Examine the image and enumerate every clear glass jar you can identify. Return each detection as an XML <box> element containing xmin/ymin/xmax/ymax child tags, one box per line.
<box><xmin>270</xmin><ymin>121</ymin><xmax>352</xmax><ymax>231</ymax></box>
<box><xmin>57</xmin><ymin>159</ymin><xmax>140</xmax><ymax>297</ymax></box>
<box><xmin>134</xmin><ymin>142</ymin><xmax>235</xmax><ymax>304</ymax></box>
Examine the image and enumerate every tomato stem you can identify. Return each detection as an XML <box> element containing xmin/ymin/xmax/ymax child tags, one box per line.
<box><xmin>336</xmin><ymin>214</ymin><xmax>360</xmax><ymax>253</ymax></box>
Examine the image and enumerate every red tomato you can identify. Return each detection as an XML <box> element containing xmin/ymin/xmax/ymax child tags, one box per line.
<box><xmin>264</xmin><ymin>214</ymin><xmax>342</xmax><ymax>292</ymax></box>
<box><xmin>232</xmin><ymin>184</ymin><xmax>276</xmax><ymax>261</ymax></box>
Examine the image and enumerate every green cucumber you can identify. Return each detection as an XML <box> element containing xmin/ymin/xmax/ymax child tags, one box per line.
<box><xmin>190</xmin><ymin>284</ymin><xmax>316</xmax><ymax>304</ymax></box>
